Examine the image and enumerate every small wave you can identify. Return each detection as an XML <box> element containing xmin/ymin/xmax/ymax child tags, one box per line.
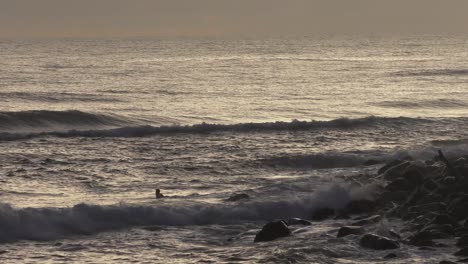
<box><xmin>0</xmin><ymin>116</ymin><xmax>428</xmax><ymax>141</ymax></box>
<box><xmin>392</xmin><ymin>69</ymin><xmax>468</xmax><ymax>77</ymax></box>
<box><xmin>0</xmin><ymin>110</ymin><xmax>132</xmax><ymax>132</ymax></box>
<box><xmin>0</xmin><ymin>182</ymin><xmax>380</xmax><ymax>243</ymax></box>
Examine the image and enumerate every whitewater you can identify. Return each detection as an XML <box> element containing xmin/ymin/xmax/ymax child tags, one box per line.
<box><xmin>0</xmin><ymin>35</ymin><xmax>467</xmax><ymax>263</ymax></box>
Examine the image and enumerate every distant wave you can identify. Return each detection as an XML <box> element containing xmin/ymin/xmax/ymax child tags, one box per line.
<box><xmin>0</xmin><ymin>110</ymin><xmax>132</xmax><ymax>132</ymax></box>
<box><xmin>0</xmin><ymin>92</ymin><xmax>122</xmax><ymax>103</ymax></box>
<box><xmin>0</xmin><ymin>182</ymin><xmax>379</xmax><ymax>243</ymax></box>
<box><xmin>0</xmin><ymin>116</ymin><xmax>430</xmax><ymax>141</ymax></box>
<box><xmin>392</xmin><ymin>68</ymin><xmax>468</xmax><ymax>77</ymax></box>
<box><xmin>375</xmin><ymin>98</ymin><xmax>468</xmax><ymax>109</ymax></box>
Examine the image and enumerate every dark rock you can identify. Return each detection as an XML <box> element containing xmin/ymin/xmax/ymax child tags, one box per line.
<box><xmin>311</xmin><ymin>207</ymin><xmax>335</xmax><ymax>221</ymax></box>
<box><xmin>254</xmin><ymin>221</ymin><xmax>291</xmax><ymax>243</ymax></box>
<box><xmin>430</xmin><ymin>214</ymin><xmax>458</xmax><ymax>226</ymax></box>
<box><xmin>383</xmin><ymin>161</ymin><xmax>411</xmax><ymax>181</ymax></box>
<box><xmin>383</xmin><ymin>253</ymin><xmax>397</xmax><ymax>259</ymax></box>
<box><xmin>449</xmin><ymin>196</ymin><xmax>468</xmax><ymax>220</ymax></box>
<box><xmin>342</xmin><ymin>199</ymin><xmax>376</xmax><ymax>215</ymax></box>
<box><xmin>351</xmin><ymin>215</ymin><xmax>382</xmax><ymax>226</ymax></box>
<box><xmin>388</xmin><ymin>230</ymin><xmax>401</xmax><ymax>240</ymax></box>
<box><xmin>363</xmin><ymin>159</ymin><xmax>381</xmax><ymax>166</ymax></box>
<box><xmin>226</xmin><ymin>193</ymin><xmax>250</xmax><ymax>202</ymax></box>
<box><xmin>457</xmin><ymin>258</ymin><xmax>468</xmax><ymax>263</ymax></box>
<box><xmin>418</xmin><ymin>247</ymin><xmax>436</xmax><ymax>251</ymax></box>
<box><xmin>378</xmin><ymin>159</ymin><xmax>405</xmax><ymax>175</ymax></box>
<box><xmin>443</xmin><ymin>176</ymin><xmax>457</xmax><ymax>185</ymax></box>
<box><xmin>385</xmin><ymin>177</ymin><xmax>410</xmax><ymax>192</ymax></box>
<box><xmin>408</xmin><ymin>202</ymin><xmax>447</xmax><ymax>215</ymax></box>
<box><xmin>337</xmin><ymin>226</ymin><xmax>365</xmax><ymax>238</ymax></box>
<box><xmin>455</xmin><ymin>248</ymin><xmax>468</xmax><ymax>257</ymax></box>
<box><xmin>458</xmin><ymin>236</ymin><xmax>468</xmax><ymax>247</ymax></box>
<box><xmin>360</xmin><ymin>234</ymin><xmax>399</xmax><ymax>250</ymax></box>
<box><xmin>439</xmin><ymin>261</ymin><xmax>457</xmax><ymax>264</ymax></box>
<box><xmin>287</xmin><ymin>218</ymin><xmax>312</xmax><ymax>226</ymax></box>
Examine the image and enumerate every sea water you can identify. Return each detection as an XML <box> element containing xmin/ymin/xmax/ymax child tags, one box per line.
<box><xmin>0</xmin><ymin>35</ymin><xmax>467</xmax><ymax>263</ymax></box>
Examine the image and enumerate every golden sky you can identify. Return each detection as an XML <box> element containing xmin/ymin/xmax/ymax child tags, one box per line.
<box><xmin>1</xmin><ymin>0</ymin><xmax>468</xmax><ymax>39</ymax></box>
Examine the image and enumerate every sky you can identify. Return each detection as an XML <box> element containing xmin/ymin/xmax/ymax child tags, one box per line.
<box><xmin>1</xmin><ymin>0</ymin><xmax>468</xmax><ymax>39</ymax></box>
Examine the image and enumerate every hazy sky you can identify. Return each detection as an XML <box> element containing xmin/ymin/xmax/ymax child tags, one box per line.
<box><xmin>1</xmin><ymin>0</ymin><xmax>468</xmax><ymax>39</ymax></box>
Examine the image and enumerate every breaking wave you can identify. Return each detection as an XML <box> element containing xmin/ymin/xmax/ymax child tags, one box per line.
<box><xmin>0</xmin><ymin>115</ymin><xmax>432</xmax><ymax>141</ymax></box>
<box><xmin>0</xmin><ymin>182</ymin><xmax>380</xmax><ymax>243</ymax></box>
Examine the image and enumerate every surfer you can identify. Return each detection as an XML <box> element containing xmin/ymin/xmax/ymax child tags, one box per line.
<box><xmin>155</xmin><ymin>188</ymin><xmax>164</xmax><ymax>199</ymax></box>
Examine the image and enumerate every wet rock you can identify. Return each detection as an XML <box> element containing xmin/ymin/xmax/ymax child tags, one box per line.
<box><xmin>254</xmin><ymin>220</ymin><xmax>291</xmax><ymax>243</ymax></box>
<box><xmin>287</xmin><ymin>218</ymin><xmax>312</xmax><ymax>226</ymax></box>
<box><xmin>385</xmin><ymin>177</ymin><xmax>411</xmax><ymax>192</ymax></box>
<box><xmin>383</xmin><ymin>161</ymin><xmax>411</xmax><ymax>181</ymax></box>
<box><xmin>455</xmin><ymin>248</ymin><xmax>468</xmax><ymax>257</ymax></box>
<box><xmin>342</xmin><ymin>199</ymin><xmax>376</xmax><ymax>215</ymax></box>
<box><xmin>383</xmin><ymin>253</ymin><xmax>397</xmax><ymax>259</ymax></box>
<box><xmin>388</xmin><ymin>230</ymin><xmax>401</xmax><ymax>240</ymax></box>
<box><xmin>418</xmin><ymin>246</ymin><xmax>436</xmax><ymax>251</ymax></box>
<box><xmin>337</xmin><ymin>226</ymin><xmax>365</xmax><ymax>238</ymax></box>
<box><xmin>351</xmin><ymin>215</ymin><xmax>382</xmax><ymax>226</ymax></box>
<box><xmin>363</xmin><ymin>159</ymin><xmax>381</xmax><ymax>166</ymax></box>
<box><xmin>360</xmin><ymin>234</ymin><xmax>399</xmax><ymax>250</ymax></box>
<box><xmin>378</xmin><ymin>159</ymin><xmax>406</xmax><ymax>175</ymax></box>
<box><xmin>449</xmin><ymin>196</ymin><xmax>468</xmax><ymax>220</ymax></box>
<box><xmin>311</xmin><ymin>207</ymin><xmax>335</xmax><ymax>221</ymax></box>
<box><xmin>457</xmin><ymin>236</ymin><xmax>468</xmax><ymax>248</ymax></box>
<box><xmin>226</xmin><ymin>193</ymin><xmax>250</xmax><ymax>202</ymax></box>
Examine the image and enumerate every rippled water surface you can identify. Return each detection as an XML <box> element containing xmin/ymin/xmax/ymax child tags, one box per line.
<box><xmin>0</xmin><ymin>35</ymin><xmax>467</xmax><ymax>263</ymax></box>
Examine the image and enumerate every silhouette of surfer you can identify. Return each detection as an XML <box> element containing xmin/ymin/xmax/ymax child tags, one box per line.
<box><xmin>155</xmin><ymin>188</ymin><xmax>164</xmax><ymax>199</ymax></box>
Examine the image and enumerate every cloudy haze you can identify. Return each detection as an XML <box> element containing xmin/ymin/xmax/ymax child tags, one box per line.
<box><xmin>1</xmin><ymin>0</ymin><xmax>468</xmax><ymax>39</ymax></box>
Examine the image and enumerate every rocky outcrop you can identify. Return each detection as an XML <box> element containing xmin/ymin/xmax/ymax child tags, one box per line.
<box><xmin>337</xmin><ymin>226</ymin><xmax>365</xmax><ymax>238</ymax></box>
<box><xmin>254</xmin><ymin>220</ymin><xmax>291</xmax><ymax>243</ymax></box>
<box><xmin>360</xmin><ymin>234</ymin><xmax>399</xmax><ymax>250</ymax></box>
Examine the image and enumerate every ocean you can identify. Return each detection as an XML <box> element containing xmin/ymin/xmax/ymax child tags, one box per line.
<box><xmin>0</xmin><ymin>35</ymin><xmax>467</xmax><ymax>263</ymax></box>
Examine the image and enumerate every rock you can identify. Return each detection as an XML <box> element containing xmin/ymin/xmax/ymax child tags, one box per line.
<box><xmin>378</xmin><ymin>159</ymin><xmax>405</xmax><ymax>175</ymax></box>
<box><xmin>439</xmin><ymin>261</ymin><xmax>457</xmax><ymax>264</ymax></box>
<box><xmin>351</xmin><ymin>215</ymin><xmax>382</xmax><ymax>226</ymax></box>
<box><xmin>383</xmin><ymin>161</ymin><xmax>411</xmax><ymax>181</ymax></box>
<box><xmin>385</xmin><ymin>177</ymin><xmax>410</xmax><ymax>192</ymax></box>
<box><xmin>429</xmin><ymin>214</ymin><xmax>458</xmax><ymax>226</ymax></box>
<box><xmin>287</xmin><ymin>218</ymin><xmax>312</xmax><ymax>226</ymax></box>
<box><xmin>418</xmin><ymin>246</ymin><xmax>436</xmax><ymax>251</ymax></box>
<box><xmin>311</xmin><ymin>207</ymin><xmax>335</xmax><ymax>221</ymax></box>
<box><xmin>226</xmin><ymin>193</ymin><xmax>250</xmax><ymax>202</ymax></box>
<box><xmin>457</xmin><ymin>236</ymin><xmax>468</xmax><ymax>247</ymax></box>
<box><xmin>383</xmin><ymin>253</ymin><xmax>397</xmax><ymax>259</ymax></box>
<box><xmin>388</xmin><ymin>230</ymin><xmax>401</xmax><ymax>240</ymax></box>
<box><xmin>363</xmin><ymin>159</ymin><xmax>381</xmax><ymax>166</ymax></box>
<box><xmin>254</xmin><ymin>220</ymin><xmax>291</xmax><ymax>243</ymax></box>
<box><xmin>458</xmin><ymin>258</ymin><xmax>468</xmax><ymax>263</ymax></box>
<box><xmin>342</xmin><ymin>199</ymin><xmax>376</xmax><ymax>215</ymax></box>
<box><xmin>337</xmin><ymin>226</ymin><xmax>365</xmax><ymax>238</ymax></box>
<box><xmin>449</xmin><ymin>196</ymin><xmax>468</xmax><ymax>220</ymax></box>
<box><xmin>455</xmin><ymin>248</ymin><xmax>468</xmax><ymax>257</ymax></box>
<box><xmin>360</xmin><ymin>234</ymin><xmax>399</xmax><ymax>250</ymax></box>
